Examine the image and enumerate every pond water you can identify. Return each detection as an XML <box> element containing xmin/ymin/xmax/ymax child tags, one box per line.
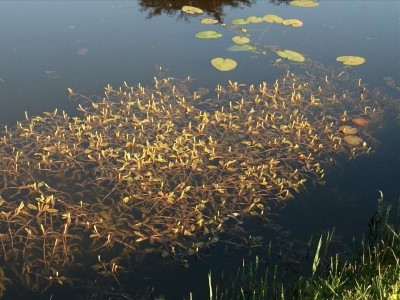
<box><xmin>0</xmin><ymin>0</ymin><xmax>399</xmax><ymax>299</ymax></box>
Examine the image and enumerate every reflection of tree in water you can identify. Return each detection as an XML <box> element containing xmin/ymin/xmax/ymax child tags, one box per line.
<box><xmin>138</xmin><ymin>0</ymin><xmax>282</xmax><ymax>22</ymax></box>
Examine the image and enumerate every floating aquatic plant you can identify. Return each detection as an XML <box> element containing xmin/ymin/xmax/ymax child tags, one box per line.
<box><xmin>231</xmin><ymin>18</ymin><xmax>250</xmax><ymax>25</ymax></box>
<box><xmin>343</xmin><ymin>135</ymin><xmax>363</xmax><ymax>146</ymax></box>
<box><xmin>339</xmin><ymin>125</ymin><xmax>358</xmax><ymax>135</ymax></box>
<box><xmin>227</xmin><ymin>44</ymin><xmax>256</xmax><ymax>52</ymax></box>
<box><xmin>290</xmin><ymin>0</ymin><xmax>320</xmax><ymax>8</ymax></box>
<box><xmin>282</xmin><ymin>19</ymin><xmax>303</xmax><ymax>27</ymax></box>
<box><xmin>352</xmin><ymin>117</ymin><xmax>370</xmax><ymax>126</ymax></box>
<box><xmin>247</xmin><ymin>16</ymin><xmax>264</xmax><ymax>23</ymax></box>
<box><xmin>276</xmin><ymin>49</ymin><xmax>305</xmax><ymax>62</ymax></box>
<box><xmin>211</xmin><ymin>57</ymin><xmax>237</xmax><ymax>71</ymax></box>
<box><xmin>195</xmin><ymin>30</ymin><xmax>222</xmax><ymax>39</ymax></box>
<box><xmin>263</xmin><ymin>14</ymin><xmax>284</xmax><ymax>23</ymax></box>
<box><xmin>336</xmin><ymin>56</ymin><xmax>366</xmax><ymax>66</ymax></box>
<box><xmin>182</xmin><ymin>5</ymin><xmax>203</xmax><ymax>14</ymax></box>
<box><xmin>201</xmin><ymin>18</ymin><xmax>219</xmax><ymax>25</ymax></box>
<box><xmin>232</xmin><ymin>36</ymin><xmax>250</xmax><ymax>45</ymax></box>
<box><xmin>0</xmin><ymin>67</ymin><xmax>382</xmax><ymax>295</ymax></box>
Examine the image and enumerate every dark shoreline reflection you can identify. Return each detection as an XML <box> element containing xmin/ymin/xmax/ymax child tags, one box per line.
<box><xmin>137</xmin><ymin>0</ymin><xmax>292</xmax><ymax>21</ymax></box>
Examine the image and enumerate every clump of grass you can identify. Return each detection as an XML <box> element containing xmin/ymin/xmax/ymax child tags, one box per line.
<box><xmin>204</xmin><ymin>191</ymin><xmax>400</xmax><ymax>300</ymax></box>
<box><xmin>294</xmin><ymin>191</ymin><xmax>400</xmax><ymax>300</ymax></box>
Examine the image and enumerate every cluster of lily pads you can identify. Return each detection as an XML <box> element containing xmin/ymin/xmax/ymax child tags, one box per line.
<box><xmin>183</xmin><ymin>3</ymin><xmax>366</xmax><ymax>70</ymax></box>
<box><xmin>0</xmin><ymin>65</ymin><xmax>382</xmax><ymax>294</ymax></box>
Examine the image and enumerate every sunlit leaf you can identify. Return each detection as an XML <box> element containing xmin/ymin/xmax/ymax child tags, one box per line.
<box><xmin>276</xmin><ymin>49</ymin><xmax>305</xmax><ymax>62</ymax></box>
<box><xmin>336</xmin><ymin>56</ymin><xmax>365</xmax><ymax>66</ymax></box>
<box><xmin>232</xmin><ymin>36</ymin><xmax>250</xmax><ymax>45</ymax></box>
<box><xmin>211</xmin><ymin>57</ymin><xmax>237</xmax><ymax>71</ymax></box>
<box><xmin>182</xmin><ymin>5</ymin><xmax>203</xmax><ymax>14</ymax></box>
<box><xmin>282</xmin><ymin>19</ymin><xmax>303</xmax><ymax>27</ymax></box>
<box><xmin>247</xmin><ymin>16</ymin><xmax>264</xmax><ymax>23</ymax></box>
<box><xmin>195</xmin><ymin>30</ymin><xmax>222</xmax><ymax>39</ymax></box>
<box><xmin>227</xmin><ymin>44</ymin><xmax>256</xmax><ymax>52</ymax></box>
<box><xmin>201</xmin><ymin>18</ymin><xmax>218</xmax><ymax>25</ymax></box>
<box><xmin>290</xmin><ymin>0</ymin><xmax>319</xmax><ymax>7</ymax></box>
<box><xmin>263</xmin><ymin>14</ymin><xmax>284</xmax><ymax>23</ymax></box>
<box><xmin>231</xmin><ymin>18</ymin><xmax>250</xmax><ymax>25</ymax></box>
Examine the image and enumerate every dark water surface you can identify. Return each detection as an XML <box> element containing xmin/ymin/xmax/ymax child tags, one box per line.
<box><xmin>0</xmin><ymin>0</ymin><xmax>399</xmax><ymax>299</ymax></box>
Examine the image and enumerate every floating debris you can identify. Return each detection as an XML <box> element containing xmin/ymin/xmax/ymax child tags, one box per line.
<box><xmin>77</xmin><ymin>48</ymin><xmax>89</xmax><ymax>56</ymax></box>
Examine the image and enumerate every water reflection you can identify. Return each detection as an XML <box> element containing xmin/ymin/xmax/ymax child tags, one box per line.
<box><xmin>138</xmin><ymin>0</ymin><xmax>254</xmax><ymax>21</ymax></box>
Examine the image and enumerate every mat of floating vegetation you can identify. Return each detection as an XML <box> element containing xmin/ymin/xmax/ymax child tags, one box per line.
<box><xmin>0</xmin><ymin>69</ymin><xmax>383</xmax><ymax>295</ymax></box>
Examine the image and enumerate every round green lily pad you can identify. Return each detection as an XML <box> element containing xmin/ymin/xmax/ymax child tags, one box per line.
<box><xmin>231</xmin><ymin>18</ymin><xmax>250</xmax><ymax>25</ymax></box>
<box><xmin>201</xmin><ymin>18</ymin><xmax>219</xmax><ymax>25</ymax></box>
<box><xmin>282</xmin><ymin>19</ymin><xmax>303</xmax><ymax>27</ymax></box>
<box><xmin>211</xmin><ymin>58</ymin><xmax>237</xmax><ymax>71</ymax></box>
<box><xmin>232</xmin><ymin>36</ymin><xmax>250</xmax><ymax>45</ymax></box>
<box><xmin>227</xmin><ymin>44</ymin><xmax>256</xmax><ymax>52</ymax></box>
<box><xmin>247</xmin><ymin>16</ymin><xmax>264</xmax><ymax>23</ymax></box>
<box><xmin>263</xmin><ymin>14</ymin><xmax>284</xmax><ymax>23</ymax></box>
<box><xmin>195</xmin><ymin>30</ymin><xmax>222</xmax><ymax>39</ymax></box>
<box><xmin>336</xmin><ymin>56</ymin><xmax>365</xmax><ymax>66</ymax></box>
<box><xmin>290</xmin><ymin>1</ymin><xmax>319</xmax><ymax>7</ymax></box>
<box><xmin>182</xmin><ymin>6</ymin><xmax>203</xmax><ymax>14</ymax></box>
<box><xmin>276</xmin><ymin>49</ymin><xmax>305</xmax><ymax>62</ymax></box>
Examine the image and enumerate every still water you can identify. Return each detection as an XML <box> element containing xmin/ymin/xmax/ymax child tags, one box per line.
<box><xmin>0</xmin><ymin>0</ymin><xmax>399</xmax><ymax>298</ymax></box>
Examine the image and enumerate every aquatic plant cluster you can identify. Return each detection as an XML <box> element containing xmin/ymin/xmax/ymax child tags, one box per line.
<box><xmin>0</xmin><ymin>70</ymin><xmax>381</xmax><ymax>294</ymax></box>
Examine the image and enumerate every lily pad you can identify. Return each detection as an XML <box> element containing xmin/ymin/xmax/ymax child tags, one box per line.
<box><xmin>282</xmin><ymin>19</ymin><xmax>303</xmax><ymax>27</ymax></box>
<box><xmin>231</xmin><ymin>18</ymin><xmax>250</xmax><ymax>25</ymax></box>
<box><xmin>339</xmin><ymin>125</ymin><xmax>358</xmax><ymax>135</ymax></box>
<box><xmin>247</xmin><ymin>16</ymin><xmax>264</xmax><ymax>23</ymax></box>
<box><xmin>232</xmin><ymin>36</ymin><xmax>250</xmax><ymax>45</ymax></box>
<box><xmin>263</xmin><ymin>14</ymin><xmax>284</xmax><ymax>23</ymax></box>
<box><xmin>182</xmin><ymin>5</ymin><xmax>203</xmax><ymax>14</ymax></box>
<box><xmin>352</xmin><ymin>117</ymin><xmax>370</xmax><ymax>126</ymax></box>
<box><xmin>195</xmin><ymin>30</ymin><xmax>222</xmax><ymax>39</ymax></box>
<box><xmin>211</xmin><ymin>57</ymin><xmax>237</xmax><ymax>71</ymax></box>
<box><xmin>201</xmin><ymin>18</ymin><xmax>219</xmax><ymax>25</ymax></box>
<box><xmin>336</xmin><ymin>56</ymin><xmax>365</xmax><ymax>66</ymax></box>
<box><xmin>227</xmin><ymin>44</ymin><xmax>256</xmax><ymax>52</ymax></box>
<box><xmin>290</xmin><ymin>0</ymin><xmax>319</xmax><ymax>7</ymax></box>
<box><xmin>276</xmin><ymin>49</ymin><xmax>305</xmax><ymax>62</ymax></box>
<box><xmin>343</xmin><ymin>135</ymin><xmax>363</xmax><ymax>146</ymax></box>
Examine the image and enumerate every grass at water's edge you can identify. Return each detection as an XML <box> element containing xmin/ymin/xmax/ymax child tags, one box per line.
<box><xmin>203</xmin><ymin>191</ymin><xmax>400</xmax><ymax>300</ymax></box>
